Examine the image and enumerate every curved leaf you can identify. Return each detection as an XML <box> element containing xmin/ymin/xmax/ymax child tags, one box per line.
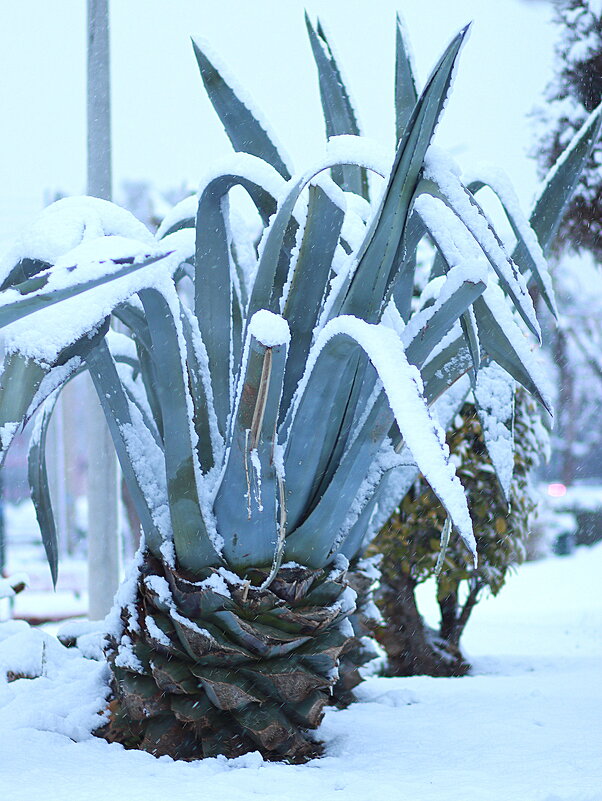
<box><xmin>139</xmin><ymin>287</ymin><xmax>221</xmax><ymax>572</ymax></box>
<box><xmin>28</xmin><ymin>393</ymin><xmax>60</xmax><ymax>587</ymax></box>
<box><xmin>474</xmin><ymin>361</ymin><xmax>515</xmax><ymax>502</ymax></box>
<box><xmin>84</xmin><ymin>339</ymin><xmax>167</xmax><ymax>559</ymax></box>
<box><xmin>0</xmin><ymin>251</ymin><xmax>168</xmax><ymax>331</ymax></box>
<box><xmin>416</xmin><ymin>172</ymin><xmax>541</xmax><ymax>342</ymax></box>
<box><xmin>468</xmin><ymin>176</ymin><xmax>557</xmax><ymax>317</ymax></box>
<box><xmin>473</xmin><ymin>286</ymin><xmax>551</xmax><ymax>413</ymax></box>
<box><xmin>285</xmin><ymin>318</ymin><xmax>475</xmax><ymax>568</ymax></box>
<box><xmin>194</xmin><ymin>167</ymin><xmax>284</xmax><ymax>437</ymax></box>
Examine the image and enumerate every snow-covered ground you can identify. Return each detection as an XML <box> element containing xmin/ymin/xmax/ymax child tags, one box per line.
<box><xmin>0</xmin><ymin>543</ymin><xmax>599</xmax><ymax>801</ymax></box>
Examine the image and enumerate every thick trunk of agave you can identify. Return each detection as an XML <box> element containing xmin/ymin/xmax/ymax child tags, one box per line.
<box><xmin>375</xmin><ymin>573</ymin><xmax>469</xmax><ymax>678</ymax></box>
<box><xmin>97</xmin><ymin>552</ymin><xmax>355</xmax><ymax>762</ymax></box>
<box><xmin>331</xmin><ymin>557</ymin><xmax>383</xmax><ymax>707</ymax></box>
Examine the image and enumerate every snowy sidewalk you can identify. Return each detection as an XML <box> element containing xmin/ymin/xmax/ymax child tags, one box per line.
<box><xmin>0</xmin><ymin>545</ymin><xmax>600</xmax><ymax>801</ymax></box>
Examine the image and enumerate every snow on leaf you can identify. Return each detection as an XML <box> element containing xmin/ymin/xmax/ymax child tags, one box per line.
<box><xmin>294</xmin><ymin>315</ymin><xmax>475</xmax><ymax>557</ymax></box>
<box><xmin>474</xmin><ymin>362</ymin><xmax>515</xmax><ymax>501</ymax></box>
<box><xmin>423</xmin><ymin>146</ymin><xmax>540</xmax><ymax>340</ymax></box>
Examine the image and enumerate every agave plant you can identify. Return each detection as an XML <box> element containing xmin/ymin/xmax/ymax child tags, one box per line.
<box><xmin>0</xmin><ymin>15</ymin><xmax>590</xmax><ymax>762</ymax></box>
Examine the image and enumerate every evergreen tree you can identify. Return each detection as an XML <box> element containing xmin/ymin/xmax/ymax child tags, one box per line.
<box><xmin>374</xmin><ymin>389</ymin><xmax>547</xmax><ymax>676</ymax></box>
<box><xmin>538</xmin><ymin>0</ymin><xmax>602</xmax><ymax>257</ymax></box>
<box><xmin>536</xmin><ymin>0</ymin><xmax>602</xmax><ymax>483</ymax></box>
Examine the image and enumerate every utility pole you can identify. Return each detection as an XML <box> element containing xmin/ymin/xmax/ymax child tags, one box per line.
<box><xmin>86</xmin><ymin>0</ymin><xmax>120</xmax><ymax>619</ymax></box>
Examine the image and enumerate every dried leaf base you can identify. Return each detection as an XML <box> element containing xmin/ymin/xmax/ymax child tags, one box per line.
<box><xmin>97</xmin><ymin>552</ymin><xmax>355</xmax><ymax>762</ymax></box>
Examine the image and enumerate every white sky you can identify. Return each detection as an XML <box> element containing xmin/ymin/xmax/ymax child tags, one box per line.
<box><xmin>0</xmin><ymin>0</ymin><xmax>556</xmax><ymax>243</ymax></box>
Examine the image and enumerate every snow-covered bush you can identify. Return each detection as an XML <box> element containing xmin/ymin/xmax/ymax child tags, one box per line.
<box><xmin>375</xmin><ymin>388</ymin><xmax>547</xmax><ymax>676</ymax></box>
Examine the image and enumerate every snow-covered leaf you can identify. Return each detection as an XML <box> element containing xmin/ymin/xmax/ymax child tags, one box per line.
<box><xmin>474</xmin><ymin>362</ymin><xmax>515</xmax><ymax>502</ymax></box>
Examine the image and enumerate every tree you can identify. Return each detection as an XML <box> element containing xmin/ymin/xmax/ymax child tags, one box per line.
<box><xmin>538</xmin><ymin>0</ymin><xmax>602</xmax><ymax>259</ymax></box>
<box><xmin>374</xmin><ymin>388</ymin><xmax>546</xmax><ymax>676</ymax></box>
<box><xmin>536</xmin><ymin>0</ymin><xmax>602</xmax><ymax>484</ymax></box>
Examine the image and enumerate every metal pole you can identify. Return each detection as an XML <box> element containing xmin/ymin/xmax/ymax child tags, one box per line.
<box><xmin>87</xmin><ymin>0</ymin><xmax>112</xmax><ymax>201</ymax></box>
<box><xmin>86</xmin><ymin>0</ymin><xmax>120</xmax><ymax>619</ymax></box>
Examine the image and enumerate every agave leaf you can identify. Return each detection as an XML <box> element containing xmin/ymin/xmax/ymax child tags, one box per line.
<box><xmin>0</xmin><ymin>252</ymin><xmax>169</xmax><ymax>331</ymax></box>
<box><xmin>194</xmin><ymin>169</ymin><xmax>284</xmax><ymax>436</ymax></box>
<box><xmin>0</xmin><ymin>257</ymin><xmax>51</xmax><ymax>292</ymax></box>
<box><xmin>0</xmin><ymin>321</ymin><xmax>110</xmax><ymax>463</ymax></box>
<box><xmin>416</xmin><ymin>173</ymin><xmax>541</xmax><ymax>342</ymax></box>
<box><xmin>293</xmin><ymin>269</ymin><xmax>485</xmax><ymax>564</ymax></box>
<box><xmin>402</xmin><ymin>265</ymin><xmax>486</xmax><ymax>368</ymax></box>
<box><xmin>214</xmin><ymin>312</ymin><xmax>289</xmax><ymax>571</ymax></box>
<box><xmin>283</xmin><ymin>338</ymin><xmax>362</xmax><ymax>534</ymax></box>
<box><xmin>195</xmin><ymin>184</ymin><xmax>232</xmax><ymax>439</ymax></box>
<box><xmin>285</xmin><ymin>384</ymin><xmax>393</xmax><ymax>567</ymax></box>
<box><xmin>110</xmin><ymin>351</ymin><xmax>162</xmax><ymax>449</ymax></box>
<box><xmin>474</xmin><ymin>361</ymin><xmax>515</xmax><ymax>502</ymax></box>
<box><xmin>192</xmin><ymin>39</ymin><xmax>291</xmax><ymax>180</ymax></box>
<box><xmin>281</xmin><ymin>184</ymin><xmax>344</xmax><ymax>414</ymax></box>
<box><xmin>231</xmin><ymin>289</ymin><xmax>244</xmax><ymax>376</ymax></box>
<box><xmin>84</xmin><ymin>339</ymin><xmax>165</xmax><ymax>559</ymax></box>
<box><xmin>246</xmin><ymin>153</ymin><xmax>383</xmax><ymax>322</ymax></box>
<box><xmin>0</xmin><ymin>354</ymin><xmax>49</xmax><ymax>463</ymax></box>
<box><xmin>27</xmin><ymin>393</ymin><xmax>60</xmax><ymax>587</ymax></box>
<box><xmin>413</xmin><ymin>195</ymin><xmax>485</xmax><ymax>369</ymax></box>
<box><xmin>285</xmin><ymin>318</ymin><xmax>475</xmax><ymax>567</ymax></box>
<box><xmin>113</xmin><ymin>301</ymin><xmax>163</xmax><ymax>440</ymax></box>
<box><xmin>113</xmin><ymin>301</ymin><xmax>153</xmax><ymax>353</ymax></box>
<box><xmin>336</xmin><ymin>26</ymin><xmax>470</xmax><ymax>323</ymax></box>
<box><xmin>468</xmin><ymin>177</ymin><xmax>557</xmax><ymax>318</ymax></box>
<box><xmin>392</xmin><ymin>212</ymin><xmax>423</xmax><ymax>321</ymax></box>
<box><xmin>180</xmin><ymin>306</ymin><xmax>221</xmax><ymax>474</ymax></box>
<box><xmin>394</xmin><ymin>12</ymin><xmax>418</xmax><ymax>143</ymax></box>
<box><xmin>340</xmin><ymin>371</ymin><xmax>473</xmax><ymax>561</ymax></box>
<box><xmin>422</xmin><ymin>335</ymin><xmax>473</xmax><ymax>405</ymax></box>
<box><xmin>473</xmin><ymin>286</ymin><xmax>551</xmax><ymax>413</ymax></box>
<box><xmin>528</xmin><ymin>103</ymin><xmax>602</xmax><ymax>256</ymax></box>
<box><xmin>156</xmin><ymin>195</ymin><xmax>198</xmax><ymax>240</ymax></box>
<box><xmin>305</xmin><ymin>14</ymin><xmax>369</xmax><ymax>199</ymax></box>
<box><xmin>139</xmin><ymin>287</ymin><xmax>221</xmax><ymax>572</ymax></box>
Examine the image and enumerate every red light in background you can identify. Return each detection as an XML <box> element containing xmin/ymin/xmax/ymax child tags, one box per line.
<box><xmin>548</xmin><ymin>483</ymin><xmax>567</xmax><ymax>498</ymax></box>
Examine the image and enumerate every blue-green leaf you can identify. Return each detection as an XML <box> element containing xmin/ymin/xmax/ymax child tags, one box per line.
<box><xmin>473</xmin><ymin>287</ymin><xmax>551</xmax><ymax>413</ymax></box>
<box><xmin>468</xmin><ymin>176</ymin><xmax>557</xmax><ymax>318</ymax></box>
<box><xmin>285</xmin><ymin>318</ymin><xmax>475</xmax><ymax>567</ymax></box>
<box><xmin>306</xmin><ymin>15</ymin><xmax>369</xmax><ymax>200</ymax></box>
<box><xmin>194</xmin><ymin>168</ymin><xmax>283</xmax><ymax>437</ymax></box>
<box><xmin>336</xmin><ymin>26</ymin><xmax>470</xmax><ymax>323</ymax></box>
<box><xmin>0</xmin><ymin>252</ymin><xmax>168</xmax><ymax>331</ymax></box>
<box><xmin>214</xmin><ymin>311</ymin><xmax>289</xmax><ymax>571</ymax></box>
<box><xmin>192</xmin><ymin>39</ymin><xmax>291</xmax><ymax>180</ymax></box>
<box><xmin>529</xmin><ymin>103</ymin><xmax>602</xmax><ymax>256</ymax></box>
<box><xmin>84</xmin><ymin>339</ymin><xmax>165</xmax><ymax>559</ymax></box>
<box><xmin>139</xmin><ymin>287</ymin><xmax>221</xmax><ymax>572</ymax></box>
<box><xmin>28</xmin><ymin>394</ymin><xmax>60</xmax><ymax>587</ymax></box>
<box><xmin>395</xmin><ymin>13</ymin><xmax>418</xmax><ymax>143</ymax></box>
<box><xmin>281</xmin><ymin>184</ymin><xmax>344</xmax><ymax>414</ymax></box>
